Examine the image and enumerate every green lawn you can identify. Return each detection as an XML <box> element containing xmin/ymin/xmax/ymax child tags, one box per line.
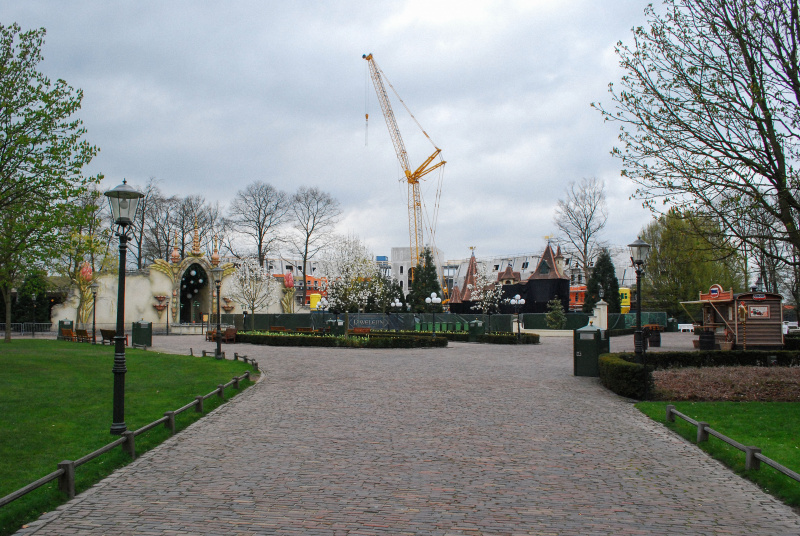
<box><xmin>0</xmin><ymin>340</ymin><xmax>256</xmax><ymax>536</ymax></box>
<box><xmin>637</xmin><ymin>401</ymin><xmax>800</xmax><ymax>507</ymax></box>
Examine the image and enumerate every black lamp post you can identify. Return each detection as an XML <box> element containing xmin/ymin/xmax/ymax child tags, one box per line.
<box><xmin>90</xmin><ymin>281</ymin><xmax>99</xmax><ymax>344</ymax></box>
<box><xmin>105</xmin><ymin>179</ymin><xmax>144</xmax><ymax>435</ymax></box>
<box><xmin>627</xmin><ymin>238</ymin><xmax>651</xmax><ymax>362</ymax></box>
<box><xmin>390</xmin><ymin>297</ymin><xmax>403</xmax><ymax>332</ymax></box>
<box><xmin>212</xmin><ymin>266</ymin><xmax>223</xmax><ymax>359</ymax></box>
<box><xmin>425</xmin><ymin>292</ymin><xmax>442</xmax><ymax>339</ymax></box>
<box><xmin>31</xmin><ymin>292</ymin><xmax>37</xmax><ymax>338</ymax></box>
<box><xmin>509</xmin><ymin>294</ymin><xmax>525</xmax><ymax>340</ymax></box>
<box><xmin>165</xmin><ymin>297</ymin><xmax>170</xmax><ymax>336</ymax></box>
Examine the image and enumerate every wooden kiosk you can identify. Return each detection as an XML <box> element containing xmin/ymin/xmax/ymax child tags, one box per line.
<box><xmin>681</xmin><ymin>284</ymin><xmax>784</xmax><ymax>349</ymax></box>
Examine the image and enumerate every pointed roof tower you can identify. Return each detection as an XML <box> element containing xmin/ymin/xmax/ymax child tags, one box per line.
<box><xmin>529</xmin><ymin>243</ymin><xmax>568</xmax><ymax>280</ymax></box>
<box><xmin>460</xmin><ymin>252</ymin><xmax>480</xmax><ymax>301</ymax></box>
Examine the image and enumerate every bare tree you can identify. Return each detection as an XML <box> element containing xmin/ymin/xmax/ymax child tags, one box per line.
<box><xmin>227</xmin><ymin>181</ymin><xmax>287</xmax><ymax>267</ymax></box>
<box><xmin>593</xmin><ymin>0</ymin><xmax>800</xmax><ymax>266</ymax></box>
<box><xmin>128</xmin><ymin>177</ymin><xmax>161</xmax><ymax>269</ymax></box>
<box><xmin>142</xmin><ymin>192</ymin><xmax>179</xmax><ymax>263</ymax></box>
<box><xmin>288</xmin><ymin>187</ymin><xmax>341</xmax><ymax>307</ymax></box>
<box><xmin>554</xmin><ymin>177</ymin><xmax>608</xmax><ymax>279</ymax></box>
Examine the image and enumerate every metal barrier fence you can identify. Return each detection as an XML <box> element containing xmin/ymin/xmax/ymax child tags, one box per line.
<box><xmin>0</xmin><ymin>370</ymin><xmax>252</xmax><ymax>507</ymax></box>
<box><xmin>0</xmin><ymin>323</ymin><xmax>54</xmax><ymax>336</ymax></box>
<box><xmin>666</xmin><ymin>405</ymin><xmax>800</xmax><ymax>481</ymax></box>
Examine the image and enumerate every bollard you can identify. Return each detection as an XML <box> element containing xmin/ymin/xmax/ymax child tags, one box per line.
<box><xmin>123</xmin><ymin>431</ymin><xmax>136</xmax><ymax>460</ymax></box>
<box><xmin>190</xmin><ymin>348</ymin><xmax>194</xmax><ymax>356</ymax></box>
<box><xmin>195</xmin><ymin>396</ymin><xmax>204</xmax><ymax>413</ymax></box>
<box><xmin>218</xmin><ymin>384</ymin><xmax>225</xmax><ymax>399</ymax></box>
<box><xmin>57</xmin><ymin>460</ymin><xmax>76</xmax><ymax>499</ymax></box>
<box><xmin>233</xmin><ymin>377</ymin><xmax>240</xmax><ymax>389</ymax></box>
<box><xmin>665</xmin><ymin>405</ymin><xmax>675</xmax><ymax>423</ymax></box>
<box><xmin>164</xmin><ymin>411</ymin><xmax>176</xmax><ymax>435</ymax></box>
<box><xmin>745</xmin><ymin>446</ymin><xmax>762</xmax><ymax>471</ymax></box>
<box><xmin>697</xmin><ymin>422</ymin><xmax>709</xmax><ymax>443</ymax></box>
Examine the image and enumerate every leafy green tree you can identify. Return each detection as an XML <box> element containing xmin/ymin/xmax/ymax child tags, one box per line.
<box><xmin>546</xmin><ymin>298</ymin><xmax>567</xmax><ymax>330</ymax></box>
<box><xmin>639</xmin><ymin>210</ymin><xmax>744</xmax><ymax>319</ymax></box>
<box><xmin>0</xmin><ymin>24</ymin><xmax>99</xmax><ymax>342</ymax></box>
<box><xmin>582</xmin><ymin>249</ymin><xmax>620</xmax><ymax>314</ymax></box>
<box><xmin>594</xmin><ymin>0</ymin><xmax>800</xmax><ymax>269</ymax></box>
<box><xmin>407</xmin><ymin>248</ymin><xmax>443</xmax><ymax>313</ymax></box>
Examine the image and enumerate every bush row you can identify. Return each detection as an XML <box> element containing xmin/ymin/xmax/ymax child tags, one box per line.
<box><xmin>598</xmin><ymin>353</ymin><xmax>653</xmax><ymax>400</ymax></box>
<box><xmin>370</xmin><ymin>330</ymin><xmax>540</xmax><ymax>344</ymax></box>
<box><xmin>641</xmin><ymin>350</ymin><xmax>800</xmax><ymax>369</ymax></box>
<box><xmin>237</xmin><ymin>332</ymin><xmax>448</xmax><ymax>348</ymax></box>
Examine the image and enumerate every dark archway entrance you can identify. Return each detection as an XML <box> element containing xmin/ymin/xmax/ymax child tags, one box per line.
<box><xmin>179</xmin><ymin>263</ymin><xmax>209</xmax><ymax>323</ymax></box>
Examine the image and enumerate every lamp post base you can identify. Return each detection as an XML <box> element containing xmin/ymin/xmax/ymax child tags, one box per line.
<box><xmin>110</xmin><ymin>422</ymin><xmax>127</xmax><ymax>435</ymax></box>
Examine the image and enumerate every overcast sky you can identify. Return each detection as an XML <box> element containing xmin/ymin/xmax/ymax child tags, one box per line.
<box><xmin>3</xmin><ymin>0</ymin><xmax>656</xmax><ymax>262</ymax></box>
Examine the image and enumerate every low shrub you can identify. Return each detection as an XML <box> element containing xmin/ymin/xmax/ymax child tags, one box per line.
<box><xmin>599</xmin><ymin>353</ymin><xmax>653</xmax><ymax>400</ymax></box>
<box><xmin>644</xmin><ymin>350</ymin><xmax>800</xmax><ymax>370</ymax></box>
<box><xmin>477</xmin><ymin>333</ymin><xmax>540</xmax><ymax>345</ymax></box>
<box><xmin>236</xmin><ymin>332</ymin><xmax>447</xmax><ymax>348</ymax></box>
<box><xmin>784</xmin><ymin>334</ymin><xmax>800</xmax><ymax>351</ymax></box>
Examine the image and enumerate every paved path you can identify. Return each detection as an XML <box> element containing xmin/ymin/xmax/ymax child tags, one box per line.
<box><xmin>16</xmin><ymin>334</ymin><xmax>800</xmax><ymax>535</ymax></box>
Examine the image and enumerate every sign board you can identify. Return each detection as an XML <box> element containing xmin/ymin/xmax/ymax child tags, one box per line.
<box><xmin>753</xmin><ymin>294</ymin><xmax>767</xmax><ymax>301</ymax></box>
<box><xmin>202</xmin><ymin>314</ymin><xmax>209</xmax><ymax>322</ymax></box>
<box><xmin>749</xmin><ymin>305</ymin><xmax>770</xmax><ymax>318</ymax></box>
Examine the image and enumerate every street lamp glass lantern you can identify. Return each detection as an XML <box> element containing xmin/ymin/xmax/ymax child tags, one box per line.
<box><xmin>627</xmin><ymin>238</ymin><xmax>651</xmax><ymax>265</ymax></box>
<box><xmin>211</xmin><ymin>266</ymin><xmax>223</xmax><ymax>284</ymax></box>
<box><xmin>104</xmin><ymin>180</ymin><xmax>144</xmax><ymax>226</ymax></box>
<box><xmin>90</xmin><ymin>281</ymin><xmax>99</xmax><ymax>296</ymax></box>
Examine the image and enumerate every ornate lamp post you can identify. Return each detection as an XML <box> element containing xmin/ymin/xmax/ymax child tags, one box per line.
<box><xmin>425</xmin><ymin>292</ymin><xmax>442</xmax><ymax>339</ymax></box>
<box><xmin>212</xmin><ymin>266</ymin><xmax>223</xmax><ymax>359</ymax></box>
<box><xmin>104</xmin><ymin>179</ymin><xmax>144</xmax><ymax>435</ymax></box>
<box><xmin>390</xmin><ymin>297</ymin><xmax>403</xmax><ymax>332</ymax></box>
<box><xmin>90</xmin><ymin>281</ymin><xmax>99</xmax><ymax>344</ymax></box>
<box><xmin>627</xmin><ymin>238</ymin><xmax>651</xmax><ymax>361</ymax></box>
<box><xmin>509</xmin><ymin>294</ymin><xmax>525</xmax><ymax>340</ymax></box>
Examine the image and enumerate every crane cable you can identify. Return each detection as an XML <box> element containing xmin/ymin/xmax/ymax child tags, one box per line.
<box><xmin>364</xmin><ymin>60</ymin><xmax>369</xmax><ymax>146</ymax></box>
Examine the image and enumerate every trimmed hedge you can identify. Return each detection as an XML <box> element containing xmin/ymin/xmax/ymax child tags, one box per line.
<box><xmin>370</xmin><ymin>330</ymin><xmax>540</xmax><ymax>345</ymax></box>
<box><xmin>598</xmin><ymin>353</ymin><xmax>653</xmax><ymax>400</ymax></box>
<box><xmin>237</xmin><ymin>332</ymin><xmax>448</xmax><ymax>348</ymax></box>
<box><xmin>644</xmin><ymin>350</ymin><xmax>800</xmax><ymax>369</ymax></box>
<box><xmin>785</xmin><ymin>334</ymin><xmax>800</xmax><ymax>351</ymax></box>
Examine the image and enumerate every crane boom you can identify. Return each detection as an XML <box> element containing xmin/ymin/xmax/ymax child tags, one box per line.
<box><xmin>363</xmin><ymin>53</ymin><xmax>445</xmax><ymax>270</ymax></box>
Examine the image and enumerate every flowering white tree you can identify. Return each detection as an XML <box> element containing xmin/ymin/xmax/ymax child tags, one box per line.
<box><xmin>227</xmin><ymin>257</ymin><xmax>279</xmax><ymax>316</ymax></box>
<box><xmin>318</xmin><ymin>235</ymin><xmax>378</xmax><ymax>313</ymax></box>
<box><xmin>468</xmin><ymin>267</ymin><xmax>503</xmax><ymax>314</ymax></box>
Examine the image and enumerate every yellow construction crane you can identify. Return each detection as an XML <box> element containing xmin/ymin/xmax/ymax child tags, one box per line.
<box><xmin>363</xmin><ymin>53</ymin><xmax>446</xmax><ymax>271</ymax></box>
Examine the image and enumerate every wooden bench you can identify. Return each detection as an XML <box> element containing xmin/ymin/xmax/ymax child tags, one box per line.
<box><xmin>100</xmin><ymin>329</ymin><xmax>128</xmax><ymax>346</ymax></box>
<box><xmin>206</xmin><ymin>330</ymin><xmax>217</xmax><ymax>341</ymax></box>
<box><xmin>295</xmin><ymin>327</ymin><xmax>315</xmax><ymax>333</ymax></box>
<box><xmin>75</xmin><ymin>329</ymin><xmax>91</xmax><ymax>343</ymax></box>
<box><xmin>269</xmin><ymin>326</ymin><xmax>290</xmax><ymax>333</ymax></box>
<box><xmin>61</xmin><ymin>328</ymin><xmax>77</xmax><ymax>342</ymax></box>
<box><xmin>222</xmin><ymin>327</ymin><xmax>237</xmax><ymax>343</ymax></box>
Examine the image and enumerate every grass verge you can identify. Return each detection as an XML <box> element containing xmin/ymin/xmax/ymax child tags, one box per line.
<box><xmin>0</xmin><ymin>339</ymin><xmax>256</xmax><ymax>536</ymax></box>
<box><xmin>637</xmin><ymin>401</ymin><xmax>800</xmax><ymax>507</ymax></box>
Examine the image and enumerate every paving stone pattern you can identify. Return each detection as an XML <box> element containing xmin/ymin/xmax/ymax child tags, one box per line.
<box><xmin>16</xmin><ymin>334</ymin><xmax>800</xmax><ymax>535</ymax></box>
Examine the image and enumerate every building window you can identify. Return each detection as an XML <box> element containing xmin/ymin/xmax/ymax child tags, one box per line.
<box><xmin>400</xmin><ymin>266</ymin><xmax>403</xmax><ymax>274</ymax></box>
<box><xmin>493</xmin><ymin>264</ymin><xmax>499</xmax><ymax>271</ymax></box>
<box><xmin>522</xmin><ymin>262</ymin><xmax>529</xmax><ymax>269</ymax></box>
<box><xmin>400</xmin><ymin>280</ymin><xmax>404</xmax><ymax>289</ymax></box>
<box><xmin>286</xmin><ymin>265</ymin><xmax>293</xmax><ymax>272</ymax></box>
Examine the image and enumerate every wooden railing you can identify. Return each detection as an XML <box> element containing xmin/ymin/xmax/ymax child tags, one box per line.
<box><xmin>666</xmin><ymin>405</ymin><xmax>800</xmax><ymax>481</ymax></box>
<box><xmin>0</xmin><ymin>371</ymin><xmax>252</xmax><ymax>507</ymax></box>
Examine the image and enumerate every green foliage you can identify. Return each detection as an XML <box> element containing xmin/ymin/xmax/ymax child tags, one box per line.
<box><xmin>0</xmin><ymin>340</ymin><xmax>255</xmax><ymax>535</ymax></box>
<box><xmin>545</xmin><ymin>297</ymin><xmax>567</xmax><ymax>329</ymax></box>
<box><xmin>0</xmin><ymin>24</ymin><xmax>100</xmax><ymax>339</ymax></box>
<box><xmin>237</xmin><ymin>331</ymin><xmax>448</xmax><ymax>348</ymax></box>
<box><xmin>407</xmin><ymin>248</ymin><xmax>443</xmax><ymax>313</ymax></box>
<box><xmin>637</xmin><ymin>401</ymin><xmax>800</xmax><ymax>508</ymax></box>
<box><xmin>640</xmin><ymin>350</ymin><xmax>800</xmax><ymax>370</ymax></box>
<box><xmin>598</xmin><ymin>353</ymin><xmax>653</xmax><ymax>400</ymax></box>
<box><xmin>640</xmin><ymin>210</ymin><xmax>744</xmax><ymax>319</ymax></box>
<box><xmin>582</xmin><ymin>249</ymin><xmax>620</xmax><ymax>313</ymax></box>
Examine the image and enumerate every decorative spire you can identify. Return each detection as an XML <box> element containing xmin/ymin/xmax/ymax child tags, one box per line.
<box><xmin>171</xmin><ymin>230</ymin><xmax>180</xmax><ymax>263</ymax></box>
<box><xmin>210</xmin><ymin>234</ymin><xmax>220</xmax><ymax>266</ymax></box>
<box><xmin>192</xmin><ymin>218</ymin><xmax>201</xmax><ymax>256</ymax></box>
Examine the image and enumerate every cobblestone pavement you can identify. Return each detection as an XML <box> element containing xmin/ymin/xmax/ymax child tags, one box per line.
<box><xmin>16</xmin><ymin>333</ymin><xmax>800</xmax><ymax>535</ymax></box>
